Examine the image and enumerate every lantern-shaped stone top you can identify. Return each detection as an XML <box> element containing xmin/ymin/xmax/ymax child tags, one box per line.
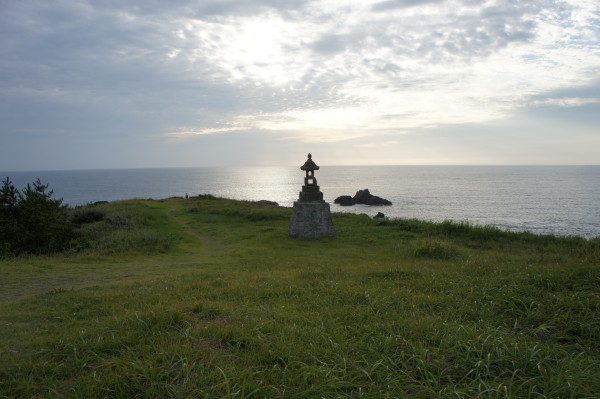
<box><xmin>300</xmin><ymin>153</ymin><xmax>320</xmax><ymax>171</ymax></box>
<box><xmin>297</xmin><ymin>153</ymin><xmax>324</xmax><ymax>202</ymax></box>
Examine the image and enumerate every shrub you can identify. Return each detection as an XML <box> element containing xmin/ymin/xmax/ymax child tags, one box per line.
<box><xmin>0</xmin><ymin>242</ymin><xmax>13</xmax><ymax>260</ymax></box>
<box><xmin>105</xmin><ymin>214</ymin><xmax>132</xmax><ymax>227</ymax></box>
<box><xmin>71</xmin><ymin>207</ymin><xmax>106</xmax><ymax>224</ymax></box>
<box><xmin>197</xmin><ymin>194</ymin><xmax>218</xmax><ymax>200</ymax></box>
<box><xmin>412</xmin><ymin>239</ymin><xmax>461</xmax><ymax>260</ymax></box>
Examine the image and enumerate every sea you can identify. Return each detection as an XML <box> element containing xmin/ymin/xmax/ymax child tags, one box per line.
<box><xmin>2</xmin><ymin>166</ymin><xmax>599</xmax><ymax>239</ymax></box>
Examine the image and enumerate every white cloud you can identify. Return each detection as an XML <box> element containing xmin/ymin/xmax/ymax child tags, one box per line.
<box><xmin>165</xmin><ymin>126</ymin><xmax>249</xmax><ymax>137</ymax></box>
<box><xmin>531</xmin><ymin>97</ymin><xmax>600</xmax><ymax>108</ymax></box>
<box><xmin>354</xmin><ymin>140</ymin><xmax>400</xmax><ymax>148</ymax></box>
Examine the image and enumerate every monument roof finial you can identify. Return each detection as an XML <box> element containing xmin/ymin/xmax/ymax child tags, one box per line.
<box><xmin>300</xmin><ymin>153</ymin><xmax>319</xmax><ymax>171</ymax></box>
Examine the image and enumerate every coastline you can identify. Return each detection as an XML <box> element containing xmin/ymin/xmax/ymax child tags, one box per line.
<box><xmin>3</xmin><ymin>165</ymin><xmax>600</xmax><ymax>238</ymax></box>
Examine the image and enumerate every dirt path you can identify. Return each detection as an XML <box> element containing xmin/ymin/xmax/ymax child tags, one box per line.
<box><xmin>165</xmin><ymin>206</ymin><xmax>230</xmax><ymax>256</ymax></box>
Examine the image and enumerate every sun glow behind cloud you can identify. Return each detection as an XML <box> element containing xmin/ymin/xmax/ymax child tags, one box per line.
<box><xmin>179</xmin><ymin>13</ymin><xmax>315</xmax><ymax>86</ymax></box>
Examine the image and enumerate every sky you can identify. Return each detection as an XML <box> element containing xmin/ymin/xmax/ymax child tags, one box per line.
<box><xmin>1</xmin><ymin>0</ymin><xmax>599</xmax><ymax>170</ymax></box>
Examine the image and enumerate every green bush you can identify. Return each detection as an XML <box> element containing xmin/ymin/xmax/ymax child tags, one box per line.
<box><xmin>71</xmin><ymin>207</ymin><xmax>106</xmax><ymax>224</ymax></box>
<box><xmin>0</xmin><ymin>177</ymin><xmax>74</xmax><ymax>255</ymax></box>
<box><xmin>105</xmin><ymin>214</ymin><xmax>133</xmax><ymax>227</ymax></box>
<box><xmin>0</xmin><ymin>242</ymin><xmax>13</xmax><ymax>260</ymax></box>
<box><xmin>197</xmin><ymin>194</ymin><xmax>218</xmax><ymax>200</ymax></box>
<box><xmin>412</xmin><ymin>238</ymin><xmax>461</xmax><ymax>260</ymax></box>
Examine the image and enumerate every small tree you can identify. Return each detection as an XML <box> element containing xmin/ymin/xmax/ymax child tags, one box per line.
<box><xmin>0</xmin><ymin>177</ymin><xmax>74</xmax><ymax>255</ymax></box>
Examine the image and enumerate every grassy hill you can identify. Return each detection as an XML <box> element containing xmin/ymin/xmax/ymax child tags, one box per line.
<box><xmin>1</xmin><ymin>196</ymin><xmax>598</xmax><ymax>398</ymax></box>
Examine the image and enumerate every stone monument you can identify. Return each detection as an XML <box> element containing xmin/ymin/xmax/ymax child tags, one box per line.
<box><xmin>288</xmin><ymin>153</ymin><xmax>336</xmax><ymax>238</ymax></box>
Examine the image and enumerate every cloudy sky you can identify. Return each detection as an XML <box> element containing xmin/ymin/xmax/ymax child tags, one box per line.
<box><xmin>1</xmin><ymin>0</ymin><xmax>598</xmax><ymax>170</ymax></box>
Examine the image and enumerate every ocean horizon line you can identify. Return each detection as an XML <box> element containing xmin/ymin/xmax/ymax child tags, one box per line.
<box><xmin>2</xmin><ymin>164</ymin><xmax>600</xmax><ymax>174</ymax></box>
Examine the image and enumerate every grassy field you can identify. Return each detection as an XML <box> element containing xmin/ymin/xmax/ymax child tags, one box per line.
<box><xmin>1</xmin><ymin>196</ymin><xmax>599</xmax><ymax>398</ymax></box>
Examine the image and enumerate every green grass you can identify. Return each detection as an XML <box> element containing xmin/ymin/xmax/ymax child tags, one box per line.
<box><xmin>0</xmin><ymin>196</ymin><xmax>598</xmax><ymax>398</ymax></box>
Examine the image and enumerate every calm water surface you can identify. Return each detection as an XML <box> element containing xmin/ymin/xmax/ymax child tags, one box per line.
<box><xmin>3</xmin><ymin>166</ymin><xmax>599</xmax><ymax>238</ymax></box>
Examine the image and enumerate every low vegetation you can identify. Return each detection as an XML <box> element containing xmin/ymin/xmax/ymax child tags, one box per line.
<box><xmin>0</xmin><ymin>195</ymin><xmax>598</xmax><ymax>398</ymax></box>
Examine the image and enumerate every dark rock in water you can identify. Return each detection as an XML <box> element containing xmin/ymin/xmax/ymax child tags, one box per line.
<box><xmin>374</xmin><ymin>212</ymin><xmax>385</xmax><ymax>219</ymax></box>
<box><xmin>334</xmin><ymin>195</ymin><xmax>356</xmax><ymax>206</ymax></box>
<box><xmin>334</xmin><ymin>190</ymin><xmax>392</xmax><ymax>206</ymax></box>
<box><xmin>257</xmin><ymin>200</ymin><xmax>279</xmax><ymax>206</ymax></box>
<box><xmin>353</xmin><ymin>189</ymin><xmax>392</xmax><ymax>206</ymax></box>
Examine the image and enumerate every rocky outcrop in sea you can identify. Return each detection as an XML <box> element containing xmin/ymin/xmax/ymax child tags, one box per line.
<box><xmin>334</xmin><ymin>189</ymin><xmax>392</xmax><ymax>206</ymax></box>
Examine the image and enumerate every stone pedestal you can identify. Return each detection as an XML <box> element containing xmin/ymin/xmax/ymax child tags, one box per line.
<box><xmin>289</xmin><ymin>201</ymin><xmax>336</xmax><ymax>238</ymax></box>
